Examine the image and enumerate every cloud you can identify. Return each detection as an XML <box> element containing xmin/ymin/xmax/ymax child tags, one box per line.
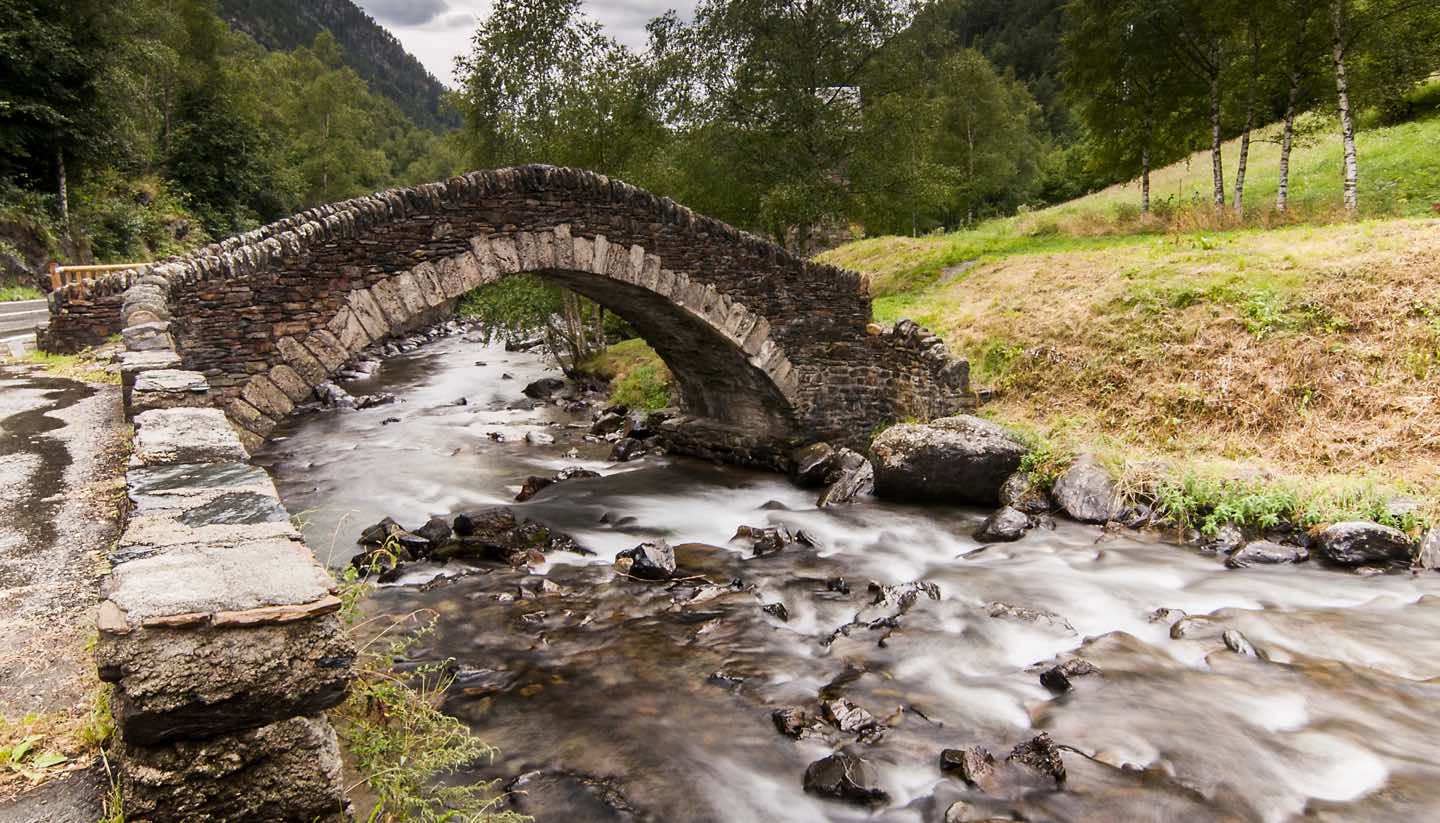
<box><xmin>359</xmin><ymin>0</ymin><xmax>454</xmax><ymax>28</ymax></box>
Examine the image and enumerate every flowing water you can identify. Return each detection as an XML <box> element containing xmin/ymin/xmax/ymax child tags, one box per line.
<box><xmin>258</xmin><ymin>335</ymin><xmax>1440</xmax><ymax>823</ymax></box>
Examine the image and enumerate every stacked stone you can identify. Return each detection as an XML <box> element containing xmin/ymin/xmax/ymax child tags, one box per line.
<box><xmin>98</xmin><ymin>335</ymin><xmax>353</xmax><ymax>819</ymax></box>
<box><xmin>86</xmin><ymin>164</ymin><xmax>972</xmax><ymax>471</ymax></box>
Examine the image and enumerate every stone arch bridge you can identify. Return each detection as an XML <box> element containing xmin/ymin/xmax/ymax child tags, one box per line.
<box><xmin>68</xmin><ymin>167</ymin><xmax>973</xmax><ymax>819</ymax></box>
<box><xmin>50</xmin><ymin>165</ymin><xmax>969</xmax><ymax>463</ymax></box>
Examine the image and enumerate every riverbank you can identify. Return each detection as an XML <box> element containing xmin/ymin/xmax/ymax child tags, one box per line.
<box><xmin>0</xmin><ymin>357</ymin><xmax>128</xmax><ymax>821</ymax></box>
<box><xmin>262</xmin><ymin>329</ymin><xmax>1440</xmax><ymax>821</ymax></box>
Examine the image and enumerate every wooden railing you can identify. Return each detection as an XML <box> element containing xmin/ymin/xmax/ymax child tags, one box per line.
<box><xmin>49</xmin><ymin>261</ymin><xmax>142</xmax><ymax>296</ymax></box>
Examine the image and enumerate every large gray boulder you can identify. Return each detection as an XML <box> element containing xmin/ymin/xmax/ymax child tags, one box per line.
<box><xmin>1050</xmin><ymin>456</ymin><xmax>1118</xmax><ymax>524</ymax></box>
<box><xmin>1317</xmin><ymin>521</ymin><xmax>1414</xmax><ymax>566</ymax></box>
<box><xmin>1225</xmin><ymin>540</ymin><xmax>1309</xmax><ymax>569</ymax></box>
<box><xmin>974</xmin><ymin>507</ymin><xmax>1032</xmax><ymax>543</ymax></box>
<box><xmin>870</xmin><ymin>416</ymin><xmax>1028</xmax><ymax>505</ymax></box>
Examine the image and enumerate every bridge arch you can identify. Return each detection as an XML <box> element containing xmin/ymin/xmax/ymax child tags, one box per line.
<box><xmin>87</xmin><ymin>165</ymin><xmax>970</xmax><ymax>465</ymax></box>
<box><xmin>228</xmin><ymin>225</ymin><xmax>804</xmax><ymax>445</ymax></box>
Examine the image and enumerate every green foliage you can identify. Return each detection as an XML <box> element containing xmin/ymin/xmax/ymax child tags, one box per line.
<box><xmin>458</xmin><ymin>276</ymin><xmax>564</xmax><ymax>348</ymax></box>
<box><xmin>1017</xmin><ymin>438</ymin><xmax>1073</xmax><ymax>493</ymax></box>
<box><xmin>0</xmin><ymin>284</ymin><xmax>42</xmax><ymax>301</ymax></box>
<box><xmin>579</xmin><ymin>339</ymin><xmax>675</xmax><ymax>410</ymax></box>
<box><xmin>1149</xmin><ymin>472</ymin><xmax>1430</xmax><ymax>537</ymax></box>
<box><xmin>331</xmin><ymin>564</ymin><xmax>525</xmax><ymax>823</ymax></box>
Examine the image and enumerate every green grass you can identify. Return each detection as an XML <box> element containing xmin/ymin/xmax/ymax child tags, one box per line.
<box><xmin>822</xmin><ymin>111</ymin><xmax>1440</xmax><ymax>297</ymax></box>
<box><xmin>0</xmin><ymin>285</ymin><xmax>42</xmax><ymax>302</ymax></box>
<box><xmin>29</xmin><ymin>350</ymin><xmax>120</xmax><ymax>384</ymax></box>
<box><xmin>578</xmin><ymin>338</ymin><xmax>675</xmax><ymax>410</ymax></box>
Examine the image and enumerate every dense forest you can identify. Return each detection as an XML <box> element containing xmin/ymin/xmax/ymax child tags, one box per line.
<box><xmin>2</xmin><ymin>0</ymin><xmax>1437</xmax><ymax>286</ymax></box>
<box><xmin>217</xmin><ymin>0</ymin><xmax>458</xmax><ymax>131</ymax></box>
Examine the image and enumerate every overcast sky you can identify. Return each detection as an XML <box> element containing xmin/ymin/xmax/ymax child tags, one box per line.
<box><xmin>354</xmin><ymin>0</ymin><xmax>698</xmax><ymax>87</ymax></box>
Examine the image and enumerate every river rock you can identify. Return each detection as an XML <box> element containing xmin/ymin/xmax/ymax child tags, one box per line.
<box><xmin>506</xmin><ymin>769</ymin><xmax>645</xmax><ymax>822</ymax></box>
<box><xmin>999</xmin><ymin>472</ymin><xmax>1050</xmax><ymax>514</ymax></box>
<box><xmin>1223</xmin><ymin>629</ymin><xmax>1258</xmax><ymax>657</ymax></box>
<box><xmin>619</xmin><ymin>412</ymin><xmax>653</xmax><ymax>440</ymax></box>
<box><xmin>939</xmin><ymin>746</ymin><xmax>997</xmax><ymax>791</ymax></box>
<box><xmin>772</xmin><ymin>707</ymin><xmax>831</xmax><ymax>741</ymax></box>
<box><xmin>1200</xmin><ymin>523</ymin><xmax>1245</xmax><ymax>555</ymax></box>
<box><xmin>615</xmin><ymin>541</ymin><xmax>677</xmax><ymax>580</ymax></box>
<box><xmin>413</xmin><ymin>516</ymin><xmax>452</xmax><ymax>546</ymax></box>
<box><xmin>313</xmin><ymin>381</ymin><xmax>356</xmax><ymax>410</ymax></box>
<box><xmin>525</xmin><ymin>430</ymin><xmax>556</xmax><ymax>445</ymax></box>
<box><xmin>610</xmin><ymin>437</ymin><xmax>648</xmax><ymax>462</ymax></box>
<box><xmin>515</xmin><ymin>476</ymin><xmax>555</xmax><ymax>502</ymax></box>
<box><xmin>802</xmin><ymin>752</ymin><xmax>889</xmax><ymax>806</ymax></box>
<box><xmin>436</xmin><ymin>508</ymin><xmax>580</xmax><ymax>563</ymax></box>
<box><xmin>817</xmin><ymin>454</ymin><xmax>874</xmax><ymax>508</ymax></box>
<box><xmin>1317</xmin><ymin>521</ymin><xmax>1414</xmax><ymax>566</ymax></box>
<box><xmin>871</xmin><ymin>416</ymin><xmax>1028</xmax><ymax>505</ymax></box>
<box><xmin>792</xmin><ymin>443</ymin><xmax>839</xmax><ymax>487</ymax></box>
<box><xmin>523</xmin><ymin>377</ymin><xmax>567</xmax><ymax>398</ymax></box>
<box><xmin>1226</xmin><ymin>540</ymin><xmax>1309</xmax><ymax>568</ymax></box>
<box><xmin>1007</xmin><ymin>732</ymin><xmax>1065</xmax><ymax>784</ymax></box>
<box><xmin>590</xmin><ymin>413</ymin><xmax>627</xmax><ymax>436</ymax></box>
<box><xmin>820</xmin><ymin>698</ymin><xmax>879</xmax><ymax>734</ymax></box>
<box><xmin>733</xmin><ymin>525</ymin><xmax>794</xmax><ymax>557</ymax></box>
<box><xmin>355</xmin><ymin>392</ymin><xmax>396</xmax><ymax>410</ymax></box>
<box><xmin>975</xmin><ymin>506</ymin><xmax>1032</xmax><ymax>543</ymax></box>
<box><xmin>1050</xmin><ymin>456</ymin><xmax>1118</xmax><ymax>524</ymax></box>
<box><xmin>1417</xmin><ymin>529</ymin><xmax>1440</xmax><ymax>571</ymax></box>
<box><xmin>1039</xmin><ymin>658</ymin><xmax>1100</xmax><ymax>693</ymax></box>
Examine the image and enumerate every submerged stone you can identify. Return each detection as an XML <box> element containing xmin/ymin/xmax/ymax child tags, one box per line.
<box><xmin>803</xmin><ymin>752</ymin><xmax>889</xmax><ymax>806</ymax></box>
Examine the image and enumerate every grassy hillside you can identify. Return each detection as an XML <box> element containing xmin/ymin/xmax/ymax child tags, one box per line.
<box><xmin>821</xmin><ymin>111</ymin><xmax>1440</xmax><ymax>510</ymax></box>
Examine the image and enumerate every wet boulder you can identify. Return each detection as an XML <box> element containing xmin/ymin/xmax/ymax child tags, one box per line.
<box><xmin>1000</xmin><ymin>472</ymin><xmax>1051</xmax><ymax>515</ymax></box>
<box><xmin>1316</xmin><ymin>521</ymin><xmax>1414</xmax><ymax>567</ymax></box>
<box><xmin>820</xmin><ymin>698</ymin><xmax>880</xmax><ymax>735</ymax></box>
<box><xmin>1226</xmin><ymin>540</ymin><xmax>1309</xmax><ymax>569</ymax></box>
<box><xmin>614</xmin><ymin>541</ymin><xmax>677</xmax><ymax>581</ymax></box>
<box><xmin>1007</xmin><ymin>732</ymin><xmax>1065</xmax><ymax>785</ymax></box>
<box><xmin>515</xmin><ymin>476</ymin><xmax>555</xmax><ymax>502</ymax></box>
<box><xmin>437</xmin><ymin>508</ymin><xmax>580</xmax><ymax>563</ymax></box>
<box><xmin>871</xmin><ymin>415</ymin><xmax>1028</xmax><ymax>505</ymax></box>
<box><xmin>803</xmin><ymin>752</ymin><xmax>889</xmax><ymax>806</ymax></box>
<box><xmin>313</xmin><ymin>381</ymin><xmax>356</xmax><ymax>410</ymax></box>
<box><xmin>817</xmin><ymin>453</ymin><xmax>874</xmax><ymax>508</ymax></box>
<box><xmin>975</xmin><ymin>507</ymin><xmax>1032</xmax><ymax>543</ymax></box>
<box><xmin>940</xmin><ymin>746</ymin><xmax>998</xmax><ymax>791</ymax></box>
<box><xmin>355</xmin><ymin>392</ymin><xmax>397</xmax><ymax>410</ymax></box>
<box><xmin>793</xmin><ymin>442</ymin><xmax>858</xmax><ymax>488</ymax></box>
<box><xmin>1039</xmin><ymin>658</ymin><xmax>1100</xmax><ymax>693</ymax></box>
<box><xmin>1417</xmin><ymin>529</ymin><xmax>1440</xmax><ymax>571</ymax></box>
<box><xmin>610</xmin><ymin>437</ymin><xmax>649</xmax><ymax>462</ymax></box>
<box><xmin>621</xmin><ymin>412</ymin><xmax>655</xmax><ymax>440</ymax></box>
<box><xmin>413</xmin><ymin>516</ymin><xmax>452</xmax><ymax>546</ymax></box>
<box><xmin>525</xmin><ymin>430</ymin><xmax>555</xmax><ymax>445</ymax></box>
<box><xmin>1223</xmin><ymin>629</ymin><xmax>1259</xmax><ymax>657</ymax></box>
<box><xmin>590</xmin><ymin>413</ymin><xmax>627</xmax><ymax>436</ymax></box>
<box><xmin>507</xmin><ymin>769</ymin><xmax>646</xmax><ymax>822</ymax></box>
<box><xmin>733</xmin><ymin>525</ymin><xmax>794</xmax><ymax>557</ymax></box>
<box><xmin>1050</xmin><ymin>456</ymin><xmax>1118</xmax><ymax>524</ymax></box>
<box><xmin>1200</xmin><ymin>523</ymin><xmax>1245</xmax><ymax>555</ymax></box>
<box><xmin>356</xmin><ymin>517</ymin><xmax>430</xmax><ymax>556</ymax></box>
<box><xmin>522</xmin><ymin>377</ymin><xmax>567</xmax><ymax>399</ymax></box>
<box><xmin>772</xmin><ymin>707</ymin><xmax>830</xmax><ymax>741</ymax></box>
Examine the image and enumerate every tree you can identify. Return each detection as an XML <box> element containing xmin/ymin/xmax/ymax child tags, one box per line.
<box><xmin>1062</xmin><ymin>0</ymin><xmax>1189</xmax><ymax>215</ymax></box>
<box><xmin>679</xmin><ymin>0</ymin><xmax>917</xmax><ymax>250</ymax></box>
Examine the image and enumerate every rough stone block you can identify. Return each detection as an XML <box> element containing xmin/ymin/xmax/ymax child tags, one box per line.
<box><xmin>589</xmin><ymin>235</ymin><xmax>609</xmax><ymax>275</ymax></box>
<box><xmin>241</xmin><ymin>375</ymin><xmax>295</xmax><ymax>419</ymax></box>
<box><xmin>133</xmin><ymin>409</ymin><xmax>249</xmax><ymax>467</ymax></box>
<box><xmin>268</xmin><ymin>364</ymin><xmax>312</xmax><ymax>405</ymax></box>
<box><xmin>117</xmin><ymin>714</ymin><xmax>347</xmax><ymax>822</ymax></box>
<box><xmin>302</xmin><ymin>329</ymin><xmax>349</xmax><ymax>371</ymax></box>
<box><xmin>390</xmin><ymin>272</ymin><xmax>428</xmax><ymax>317</ymax></box>
<box><xmin>367</xmin><ymin>280</ymin><xmax>407</xmax><ymax>328</ymax></box>
<box><xmin>553</xmin><ymin>224</ymin><xmax>575</xmax><ymax>268</ymax></box>
<box><xmin>491</xmin><ymin>235</ymin><xmax>521</xmax><ymax>273</ymax></box>
<box><xmin>276</xmin><ymin>336</ymin><xmax>327</xmax><ymax>386</ymax></box>
<box><xmin>327</xmin><ymin>307</ymin><xmax>370</xmax><ymax>353</ymax></box>
<box><xmin>130</xmin><ymin>370</ymin><xmax>210</xmax><ymax>414</ymax></box>
<box><xmin>226</xmin><ymin>398</ymin><xmax>277</xmax><ymax>441</ymax></box>
<box><xmin>346</xmin><ymin>288</ymin><xmax>388</xmax><ymax>340</ymax></box>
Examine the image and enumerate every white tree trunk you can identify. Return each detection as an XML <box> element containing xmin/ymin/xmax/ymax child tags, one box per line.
<box><xmin>1141</xmin><ymin>146</ymin><xmax>1151</xmax><ymax>215</ymax></box>
<box><xmin>1210</xmin><ymin>72</ymin><xmax>1226</xmax><ymax>211</ymax></box>
<box><xmin>56</xmin><ymin>147</ymin><xmax>69</xmax><ymax>229</ymax></box>
<box><xmin>1331</xmin><ymin>0</ymin><xmax>1359</xmax><ymax>213</ymax></box>
<box><xmin>1277</xmin><ymin>70</ymin><xmax>1301</xmax><ymax>212</ymax></box>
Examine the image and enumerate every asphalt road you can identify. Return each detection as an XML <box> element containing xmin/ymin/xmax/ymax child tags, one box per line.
<box><xmin>0</xmin><ymin>299</ymin><xmax>47</xmax><ymax>336</ymax></box>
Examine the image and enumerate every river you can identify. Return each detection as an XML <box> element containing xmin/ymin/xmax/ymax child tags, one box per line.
<box><xmin>257</xmin><ymin>333</ymin><xmax>1440</xmax><ymax>823</ymax></box>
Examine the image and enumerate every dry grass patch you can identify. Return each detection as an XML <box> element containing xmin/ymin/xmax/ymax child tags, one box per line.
<box><xmin>861</xmin><ymin>219</ymin><xmax>1440</xmax><ymax>506</ymax></box>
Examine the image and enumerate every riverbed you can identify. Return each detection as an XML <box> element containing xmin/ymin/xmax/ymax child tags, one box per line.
<box><xmin>258</xmin><ymin>334</ymin><xmax>1440</xmax><ymax>823</ymax></box>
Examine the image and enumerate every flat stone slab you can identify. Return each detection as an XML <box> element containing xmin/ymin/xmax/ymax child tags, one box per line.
<box><xmin>104</xmin><ymin>538</ymin><xmax>332</xmax><ymax>626</ymax></box>
<box><xmin>133</xmin><ymin>369</ymin><xmax>208</xmax><ymax>394</ymax></box>
<box><xmin>120</xmin><ymin>350</ymin><xmax>182</xmax><ymax>378</ymax></box>
<box><xmin>132</xmin><ymin>408</ymin><xmax>249</xmax><ymax>466</ymax></box>
<box><xmin>127</xmin><ymin>462</ymin><xmax>277</xmax><ymax>510</ymax></box>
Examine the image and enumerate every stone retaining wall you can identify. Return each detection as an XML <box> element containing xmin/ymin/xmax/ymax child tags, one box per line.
<box><xmin>98</xmin><ymin>355</ymin><xmax>353</xmax><ymax>819</ymax></box>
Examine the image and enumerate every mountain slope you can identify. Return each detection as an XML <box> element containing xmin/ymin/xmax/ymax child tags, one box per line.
<box><xmin>218</xmin><ymin>0</ymin><xmax>458</xmax><ymax>131</ymax></box>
